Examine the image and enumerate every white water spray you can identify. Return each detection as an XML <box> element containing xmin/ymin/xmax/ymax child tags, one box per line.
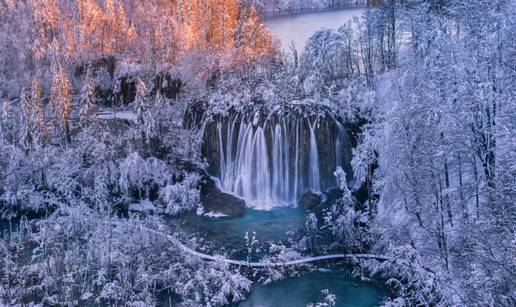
<box><xmin>205</xmin><ymin>112</ymin><xmax>350</xmax><ymax>210</ymax></box>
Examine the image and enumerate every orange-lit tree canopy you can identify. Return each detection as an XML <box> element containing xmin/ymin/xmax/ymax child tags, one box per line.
<box><xmin>5</xmin><ymin>0</ymin><xmax>275</xmax><ymax>66</ymax></box>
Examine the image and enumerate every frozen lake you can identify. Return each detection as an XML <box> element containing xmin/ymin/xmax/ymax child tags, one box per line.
<box><xmin>265</xmin><ymin>8</ymin><xmax>365</xmax><ymax>51</ymax></box>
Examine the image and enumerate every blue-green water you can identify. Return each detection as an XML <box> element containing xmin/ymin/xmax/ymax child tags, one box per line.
<box><xmin>240</xmin><ymin>265</ymin><xmax>386</xmax><ymax>307</ymax></box>
<box><xmin>169</xmin><ymin>206</ymin><xmax>389</xmax><ymax>306</ymax></box>
<box><xmin>169</xmin><ymin>206</ymin><xmax>308</xmax><ymax>255</ymax></box>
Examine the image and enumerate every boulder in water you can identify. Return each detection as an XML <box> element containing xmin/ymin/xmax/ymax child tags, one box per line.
<box><xmin>200</xmin><ymin>176</ymin><xmax>245</xmax><ymax>219</ymax></box>
<box><xmin>298</xmin><ymin>190</ymin><xmax>323</xmax><ymax>210</ymax></box>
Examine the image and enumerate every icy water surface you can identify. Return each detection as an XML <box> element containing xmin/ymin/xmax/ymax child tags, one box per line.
<box><xmin>265</xmin><ymin>8</ymin><xmax>364</xmax><ymax>51</ymax></box>
<box><xmin>239</xmin><ymin>265</ymin><xmax>387</xmax><ymax>307</ymax></box>
<box><xmin>170</xmin><ymin>206</ymin><xmax>388</xmax><ymax>306</ymax></box>
<box><xmin>169</xmin><ymin>206</ymin><xmax>308</xmax><ymax>257</ymax></box>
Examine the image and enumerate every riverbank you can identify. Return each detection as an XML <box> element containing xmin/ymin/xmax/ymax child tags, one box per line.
<box><xmin>263</xmin><ymin>5</ymin><xmax>366</xmax><ymax>19</ymax></box>
<box><xmin>261</xmin><ymin>0</ymin><xmax>366</xmax><ymax>18</ymax></box>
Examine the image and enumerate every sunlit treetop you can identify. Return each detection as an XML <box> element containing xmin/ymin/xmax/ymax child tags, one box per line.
<box><xmin>4</xmin><ymin>0</ymin><xmax>275</xmax><ymax>67</ymax></box>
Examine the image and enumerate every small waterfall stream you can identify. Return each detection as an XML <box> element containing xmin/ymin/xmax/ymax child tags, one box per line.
<box><xmin>195</xmin><ymin>106</ymin><xmax>352</xmax><ymax>210</ymax></box>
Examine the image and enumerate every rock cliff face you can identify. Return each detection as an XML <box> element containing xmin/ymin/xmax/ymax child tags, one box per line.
<box><xmin>186</xmin><ymin>103</ymin><xmax>354</xmax><ymax>209</ymax></box>
<box><xmin>74</xmin><ymin>57</ymin><xmax>183</xmax><ymax>106</ymax></box>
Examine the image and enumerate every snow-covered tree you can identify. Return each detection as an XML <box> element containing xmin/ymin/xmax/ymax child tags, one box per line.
<box><xmin>134</xmin><ymin>79</ymin><xmax>148</xmax><ymax>123</ymax></box>
<box><xmin>305</xmin><ymin>212</ymin><xmax>318</xmax><ymax>253</ymax></box>
<box><xmin>159</xmin><ymin>173</ymin><xmax>200</xmax><ymax>215</ymax></box>
<box><xmin>19</xmin><ymin>88</ymin><xmax>35</xmax><ymax>151</ymax></box>
<box><xmin>0</xmin><ymin>98</ymin><xmax>17</xmax><ymax>145</ymax></box>
<box><xmin>79</xmin><ymin>68</ymin><xmax>97</xmax><ymax>125</ymax></box>
<box><xmin>31</xmin><ymin>76</ymin><xmax>47</xmax><ymax>145</ymax></box>
<box><xmin>49</xmin><ymin>39</ymin><xmax>72</xmax><ymax>143</ymax></box>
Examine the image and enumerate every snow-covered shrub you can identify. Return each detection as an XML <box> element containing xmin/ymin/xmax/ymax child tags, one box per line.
<box><xmin>118</xmin><ymin>153</ymin><xmax>200</xmax><ymax>215</ymax></box>
<box><xmin>358</xmin><ymin>245</ymin><xmax>447</xmax><ymax>307</ymax></box>
<box><xmin>159</xmin><ymin>173</ymin><xmax>200</xmax><ymax>216</ymax></box>
<box><xmin>259</xmin><ymin>242</ymin><xmax>306</xmax><ymax>284</ymax></box>
<box><xmin>307</xmin><ymin>289</ymin><xmax>337</xmax><ymax>307</ymax></box>
<box><xmin>0</xmin><ymin>204</ymin><xmax>254</xmax><ymax>306</ymax></box>
<box><xmin>323</xmin><ymin>167</ymin><xmax>369</xmax><ymax>251</ymax></box>
<box><xmin>351</xmin><ymin>127</ymin><xmax>378</xmax><ymax>185</ymax></box>
<box><xmin>178</xmin><ymin>260</ymin><xmax>252</xmax><ymax>306</ymax></box>
<box><xmin>304</xmin><ymin>213</ymin><xmax>319</xmax><ymax>253</ymax></box>
<box><xmin>119</xmin><ymin>153</ymin><xmax>148</xmax><ymax>198</ymax></box>
<box><xmin>119</xmin><ymin>153</ymin><xmax>171</xmax><ymax>202</ymax></box>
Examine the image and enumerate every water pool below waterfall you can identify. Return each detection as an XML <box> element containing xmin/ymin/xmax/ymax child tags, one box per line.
<box><xmin>238</xmin><ymin>265</ymin><xmax>387</xmax><ymax>307</ymax></box>
<box><xmin>168</xmin><ymin>206</ymin><xmax>308</xmax><ymax>257</ymax></box>
<box><xmin>168</xmin><ymin>207</ymin><xmax>389</xmax><ymax>306</ymax></box>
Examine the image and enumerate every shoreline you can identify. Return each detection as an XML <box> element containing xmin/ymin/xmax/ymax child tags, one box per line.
<box><xmin>263</xmin><ymin>5</ymin><xmax>367</xmax><ymax>20</ymax></box>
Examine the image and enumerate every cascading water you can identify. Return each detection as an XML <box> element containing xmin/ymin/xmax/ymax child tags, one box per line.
<box><xmin>308</xmin><ymin>121</ymin><xmax>321</xmax><ymax>192</ymax></box>
<box><xmin>195</xmin><ymin>106</ymin><xmax>352</xmax><ymax>210</ymax></box>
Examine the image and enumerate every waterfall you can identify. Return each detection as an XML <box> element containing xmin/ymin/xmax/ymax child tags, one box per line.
<box><xmin>199</xmin><ymin>108</ymin><xmax>351</xmax><ymax>210</ymax></box>
<box><xmin>308</xmin><ymin>120</ymin><xmax>321</xmax><ymax>192</ymax></box>
<box><xmin>335</xmin><ymin>121</ymin><xmax>345</xmax><ymax>168</ymax></box>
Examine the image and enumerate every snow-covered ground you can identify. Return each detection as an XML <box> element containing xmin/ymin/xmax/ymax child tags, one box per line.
<box><xmin>97</xmin><ymin>110</ymin><xmax>137</xmax><ymax>122</ymax></box>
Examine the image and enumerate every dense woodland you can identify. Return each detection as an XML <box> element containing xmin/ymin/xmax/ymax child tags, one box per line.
<box><xmin>0</xmin><ymin>0</ymin><xmax>515</xmax><ymax>306</ymax></box>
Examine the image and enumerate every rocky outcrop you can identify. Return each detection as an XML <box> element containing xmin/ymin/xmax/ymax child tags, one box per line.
<box><xmin>114</xmin><ymin>72</ymin><xmax>183</xmax><ymax>105</ymax></box>
<box><xmin>152</xmin><ymin>73</ymin><xmax>182</xmax><ymax>100</ymax></box>
<box><xmin>200</xmin><ymin>176</ymin><xmax>245</xmax><ymax>218</ymax></box>
<box><xmin>298</xmin><ymin>190</ymin><xmax>323</xmax><ymax>210</ymax></box>
<box><xmin>74</xmin><ymin>57</ymin><xmax>183</xmax><ymax>106</ymax></box>
<box><xmin>116</xmin><ymin>76</ymin><xmax>137</xmax><ymax>105</ymax></box>
<box><xmin>74</xmin><ymin>56</ymin><xmax>117</xmax><ymax>106</ymax></box>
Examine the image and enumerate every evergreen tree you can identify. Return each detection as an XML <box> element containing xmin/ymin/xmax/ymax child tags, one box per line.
<box><xmin>134</xmin><ymin>78</ymin><xmax>155</xmax><ymax>143</ymax></box>
<box><xmin>0</xmin><ymin>98</ymin><xmax>16</xmax><ymax>145</ymax></box>
<box><xmin>31</xmin><ymin>75</ymin><xmax>47</xmax><ymax>145</ymax></box>
<box><xmin>79</xmin><ymin>68</ymin><xmax>98</xmax><ymax>126</ymax></box>
<box><xmin>49</xmin><ymin>39</ymin><xmax>72</xmax><ymax>143</ymax></box>
<box><xmin>154</xmin><ymin>91</ymin><xmax>167</xmax><ymax>138</ymax></box>
<box><xmin>239</xmin><ymin>5</ymin><xmax>275</xmax><ymax>60</ymax></box>
<box><xmin>19</xmin><ymin>87</ymin><xmax>34</xmax><ymax>151</ymax></box>
<box><xmin>134</xmin><ymin>78</ymin><xmax>149</xmax><ymax>125</ymax></box>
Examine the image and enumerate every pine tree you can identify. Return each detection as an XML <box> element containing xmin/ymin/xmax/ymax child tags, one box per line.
<box><xmin>154</xmin><ymin>91</ymin><xmax>167</xmax><ymax>138</ymax></box>
<box><xmin>1</xmin><ymin>98</ymin><xmax>17</xmax><ymax>145</ymax></box>
<box><xmin>31</xmin><ymin>75</ymin><xmax>47</xmax><ymax>144</ymax></box>
<box><xmin>239</xmin><ymin>5</ymin><xmax>275</xmax><ymax>60</ymax></box>
<box><xmin>134</xmin><ymin>78</ymin><xmax>155</xmax><ymax>142</ymax></box>
<box><xmin>79</xmin><ymin>68</ymin><xmax>97</xmax><ymax>126</ymax></box>
<box><xmin>186</xmin><ymin>0</ymin><xmax>204</xmax><ymax>48</ymax></box>
<box><xmin>77</xmin><ymin>0</ymin><xmax>105</xmax><ymax>56</ymax></box>
<box><xmin>49</xmin><ymin>39</ymin><xmax>72</xmax><ymax>143</ymax></box>
<box><xmin>19</xmin><ymin>88</ymin><xmax>35</xmax><ymax>150</ymax></box>
<box><xmin>103</xmin><ymin>0</ymin><xmax>133</xmax><ymax>54</ymax></box>
<box><xmin>134</xmin><ymin>78</ymin><xmax>149</xmax><ymax>126</ymax></box>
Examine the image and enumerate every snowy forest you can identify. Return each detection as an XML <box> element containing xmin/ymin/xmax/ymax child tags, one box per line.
<box><xmin>0</xmin><ymin>0</ymin><xmax>514</xmax><ymax>306</ymax></box>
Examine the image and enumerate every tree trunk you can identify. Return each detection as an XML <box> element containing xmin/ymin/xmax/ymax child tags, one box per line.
<box><xmin>457</xmin><ymin>153</ymin><xmax>468</xmax><ymax>220</ymax></box>
<box><xmin>443</xmin><ymin>158</ymin><xmax>453</xmax><ymax>226</ymax></box>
